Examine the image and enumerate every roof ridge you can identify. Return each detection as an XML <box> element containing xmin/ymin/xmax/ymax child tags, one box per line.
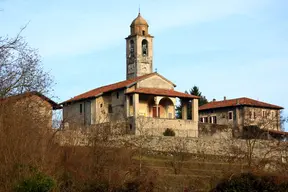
<box><xmin>199</xmin><ymin>96</ymin><xmax>283</xmax><ymax>110</ymax></box>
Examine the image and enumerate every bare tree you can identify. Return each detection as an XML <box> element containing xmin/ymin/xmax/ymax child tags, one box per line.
<box><xmin>228</xmin><ymin>109</ymin><xmax>287</xmax><ymax>170</ymax></box>
<box><xmin>280</xmin><ymin>110</ymin><xmax>287</xmax><ymax>131</ymax></box>
<box><xmin>166</xmin><ymin>138</ymin><xmax>189</xmax><ymax>175</ymax></box>
<box><xmin>0</xmin><ymin>29</ymin><xmax>53</xmax><ymax>98</ymax></box>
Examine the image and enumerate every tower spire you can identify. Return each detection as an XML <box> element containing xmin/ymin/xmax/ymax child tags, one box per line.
<box><xmin>138</xmin><ymin>5</ymin><xmax>140</xmax><ymax>15</ymax></box>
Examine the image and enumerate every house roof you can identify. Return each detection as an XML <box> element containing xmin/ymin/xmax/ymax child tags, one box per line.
<box><xmin>126</xmin><ymin>88</ymin><xmax>199</xmax><ymax>99</ymax></box>
<box><xmin>266</xmin><ymin>129</ymin><xmax>288</xmax><ymax>136</ymax></box>
<box><xmin>199</xmin><ymin>97</ymin><xmax>284</xmax><ymax>111</ymax></box>
<box><xmin>0</xmin><ymin>91</ymin><xmax>61</xmax><ymax>110</ymax></box>
<box><xmin>61</xmin><ymin>73</ymin><xmax>158</xmax><ymax>104</ymax></box>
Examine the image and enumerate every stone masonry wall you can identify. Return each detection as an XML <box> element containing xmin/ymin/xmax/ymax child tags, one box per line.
<box><xmin>54</xmin><ymin>129</ymin><xmax>287</xmax><ymax>161</ymax></box>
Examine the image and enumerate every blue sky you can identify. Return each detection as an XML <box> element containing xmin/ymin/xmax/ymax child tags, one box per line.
<box><xmin>1</xmin><ymin>0</ymin><xmax>288</xmax><ymax>129</ymax></box>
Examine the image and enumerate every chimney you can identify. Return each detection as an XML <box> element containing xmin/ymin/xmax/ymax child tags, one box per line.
<box><xmin>236</xmin><ymin>99</ymin><xmax>240</xmax><ymax>105</ymax></box>
<box><xmin>224</xmin><ymin>96</ymin><xmax>226</xmax><ymax>100</ymax></box>
<box><xmin>213</xmin><ymin>98</ymin><xmax>216</xmax><ymax>102</ymax></box>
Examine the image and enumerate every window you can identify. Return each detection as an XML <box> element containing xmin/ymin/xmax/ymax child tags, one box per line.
<box><xmin>80</xmin><ymin>104</ymin><xmax>83</xmax><ymax>114</ymax></box>
<box><xmin>142</xmin><ymin>30</ymin><xmax>145</xmax><ymax>35</ymax></box>
<box><xmin>200</xmin><ymin>117</ymin><xmax>204</xmax><ymax>123</ymax></box>
<box><xmin>129</xmin><ymin>40</ymin><xmax>134</xmax><ymax>57</ymax></box>
<box><xmin>142</xmin><ymin>39</ymin><xmax>148</xmax><ymax>56</ymax></box>
<box><xmin>129</xmin><ymin>124</ymin><xmax>133</xmax><ymax>131</ymax></box>
<box><xmin>116</xmin><ymin>92</ymin><xmax>119</xmax><ymax>99</ymax></box>
<box><xmin>212</xmin><ymin>116</ymin><xmax>217</xmax><ymax>124</ymax></box>
<box><xmin>204</xmin><ymin>117</ymin><xmax>208</xmax><ymax>123</ymax></box>
<box><xmin>228</xmin><ymin>111</ymin><xmax>233</xmax><ymax>120</ymax></box>
<box><xmin>249</xmin><ymin>111</ymin><xmax>252</xmax><ymax>119</ymax></box>
<box><xmin>129</xmin><ymin>96</ymin><xmax>133</xmax><ymax>105</ymax></box>
<box><xmin>262</xmin><ymin>110</ymin><xmax>266</xmax><ymax>117</ymax></box>
<box><xmin>108</xmin><ymin>104</ymin><xmax>113</xmax><ymax>113</ymax></box>
<box><xmin>100</xmin><ymin>103</ymin><xmax>103</xmax><ymax>108</ymax></box>
<box><xmin>209</xmin><ymin>116</ymin><xmax>212</xmax><ymax>123</ymax></box>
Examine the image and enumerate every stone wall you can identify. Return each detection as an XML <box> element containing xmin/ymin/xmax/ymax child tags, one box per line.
<box><xmin>55</xmin><ymin>129</ymin><xmax>286</xmax><ymax>162</ymax></box>
<box><xmin>198</xmin><ymin>123</ymin><xmax>232</xmax><ymax>139</ymax></box>
<box><xmin>132</xmin><ymin>117</ymin><xmax>198</xmax><ymax>137</ymax></box>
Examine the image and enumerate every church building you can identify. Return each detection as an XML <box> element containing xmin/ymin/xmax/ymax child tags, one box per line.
<box><xmin>61</xmin><ymin>13</ymin><xmax>199</xmax><ymax>137</ymax></box>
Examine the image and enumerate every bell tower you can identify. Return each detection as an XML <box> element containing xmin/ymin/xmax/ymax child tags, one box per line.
<box><xmin>125</xmin><ymin>13</ymin><xmax>154</xmax><ymax>80</ymax></box>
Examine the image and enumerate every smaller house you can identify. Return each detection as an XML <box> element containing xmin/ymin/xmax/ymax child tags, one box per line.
<box><xmin>0</xmin><ymin>92</ymin><xmax>61</xmax><ymax>128</ymax></box>
<box><xmin>199</xmin><ymin>97</ymin><xmax>284</xmax><ymax>138</ymax></box>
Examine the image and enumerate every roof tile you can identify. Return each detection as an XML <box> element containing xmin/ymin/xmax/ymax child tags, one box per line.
<box><xmin>199</xmin><ymin>97</ymin><xmax>283</xmax><ymax>110</ymax></box>
<box><xmin>62</xmin><ymin>73</ymin><xmax>155</xmax><ymax>104</ymax></box>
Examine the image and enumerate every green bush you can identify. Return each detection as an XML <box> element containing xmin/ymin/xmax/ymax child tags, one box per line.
<box><xmin>210</xmin><ymin>172</ymin><xmax>288</xmax><ymax>192</ymax></box>
<box><xmin>163</xmin><ymin>128</ymin><xmax>175</xmax><ymax>136</ymax></box>
<box><xmin>14</xmin><ymin>172</ymin><xmax>55</xmax><ymax>192</ymax></box>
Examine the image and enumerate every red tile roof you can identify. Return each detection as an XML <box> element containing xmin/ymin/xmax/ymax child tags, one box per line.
<box><xmin>126</xmin><ymin>88</ymin><xmax>199</xmax><ymax>99</ymax></box>
<box><xmin>199</xmin><ymin>97</ymin><xmax>283</xmax><ymax>111</ymax></box>
<box><xmin>61</xmin><ymin>73</ymin><xmax>156</xmax><ymax>104</ymax></box>
<box><xmin>266</xmin><ymin>129</ymin><xmax>288</xmax><ymax>136</ymax></box>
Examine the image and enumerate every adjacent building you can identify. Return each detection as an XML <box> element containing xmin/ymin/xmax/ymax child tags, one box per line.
<box><xmin>61</xmin><ymin>13</ymin><xmax>199</xmax><ymax>137</ymax></box>
<box><xmin>0</xmin><ymin>91</ymin><xmax>60</xmax><ymax>128</ymax></box>
<box><xmin>199</xmin><ymin>97</ymin><xmax>284</xmax><ymax>137</ymax></box>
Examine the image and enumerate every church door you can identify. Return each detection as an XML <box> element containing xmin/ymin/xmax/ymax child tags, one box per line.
<box><xmin>152</xmin><ymin>106</ymin><xmax>160</xmax><ymax>118</ymax></box>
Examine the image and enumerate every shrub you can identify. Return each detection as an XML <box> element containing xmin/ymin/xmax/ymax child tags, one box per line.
<box><xmin>163</xmin><ymin>128</ymin><xmax>175</xmax><ymax>136</ymax></box>
<box><xmin>210</xmin><ymin>172</ymin><xmax>288</xmax><ymax>192</ymax></box>
<box><xmin>14</xmin><ymin>171</ymin><xmax>55</xmax><ymax>192</ymax></box>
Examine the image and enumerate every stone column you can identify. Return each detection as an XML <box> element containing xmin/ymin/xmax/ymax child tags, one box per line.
<box><xmin>156</xmin><ymin>104</ymin><xmax>159</xmax><ymax>118</ymax></box>
<box><xmin>133</xmin><ymin>93</ymin><xmax>139</xmax><ymax>135</ymax></box>
<box><xmin>182</xmin><ymin>99</ymin><xmax>187</xmax><ymax>120</ymax></box>
<box><xmin>192</xmin><ymin>98</ymin><xmax>199</xmax><ymax>137</ymax></box>
<box><xmin>154</xmin><ymin>96</ymin><xmax>160</xmax><ymax>118</ymax></box>
<box><xmin>192</xmin><ymin>99</ymin><xmax>198</xmax><ymax>122</ymax></box>
<box><xmin>125</xmin><ymin>95</ymin><xmax>130</xmax><ymax>117</ymax></box>
<box><xmin>133</xmin><ymin>93</ymin><xmax>139</xmax><ymax>118</ymax></box>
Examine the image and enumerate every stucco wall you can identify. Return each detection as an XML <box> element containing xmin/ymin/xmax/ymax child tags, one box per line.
<box><xmin>137</xmin><ymin>75</ymin><xmax>174</xmax><ymax>90</ymax></box>
<box><xmin>199</xmin><ymin>107</ymin><xmax>238</xmax><ymax>126</ymax></box>
<box><xmin>199</xmin><ymin>106</ymin><xmax>281</xmax><ymax>132</ymax></box>
<box><xmin>243</xmin><ymin>106</ymin><xmax>280</xmax><ymax>130</ymax></box>
<box><xmin>63</xmin><ymin>100</ymin><xmax>92</xmax><ymax>126</ymax></box>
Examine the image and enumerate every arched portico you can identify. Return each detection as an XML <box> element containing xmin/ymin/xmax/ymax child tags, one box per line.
<box><xmin>158</xmin><ymin>97</ymin><xmax>175</xmax><ymax>119</ymax></box>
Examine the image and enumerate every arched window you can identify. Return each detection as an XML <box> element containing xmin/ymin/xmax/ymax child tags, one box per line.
<box><xmin>129</xmin><ymin>40</ymin><xmax>134</xmax><ymax>57</ymax></box>
<box><xmin>142</xmin><ymin>39</ymin><xmax>148</xmax><ymax>56</ymax></box>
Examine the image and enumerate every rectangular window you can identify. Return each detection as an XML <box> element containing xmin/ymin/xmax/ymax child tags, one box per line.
<box><xmin>80</xmin><ymin>104</ymin><xmax>83</xmax><ymax>114</ymax></box>
<box><xmin>209</xmin><ymin>116</ymin><xmax>212</xmax><ymax>124</ymax></box>
<box><xmin>204</xmin><ymin>117</ymin><xmax>208</xmax><ymax>123</ymax></box>
<box><xmin>212</xmin><ymin>116</ymin><xmax>217</xmax><ymax>124</ymax></box>
<box><xmin>228</xmin><ymin>111</ymin><xmax>233</xmax><ymax>120</ymax></box>
<box><xmin>262</xmin><ymin>110</ymin><xmax>266</xmax><ymax>117</ymax></box>
<box><xmin>108</xmin><ymin>104</ymin><xmax>113</xmax><ymax>113</ymax></box>
<box><xmin>129</xmin><ymin>96</ymin><xmax>133</xmax><ymax>104</ymax></box>
<box><xmin>199</xmin><ymin>117</ymin><xmax>204</xmax><ymax>123</ymax></box>
<box><xmin>116</xmin><ymin>92</ymin><xmax>119</xmax><ymax>99</ymax></box>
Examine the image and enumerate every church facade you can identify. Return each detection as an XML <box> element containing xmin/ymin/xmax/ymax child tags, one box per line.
<box><xmin>61</xmin><ymin>13</ymin><xmax>199</xmax><ymax>137</ymax></box>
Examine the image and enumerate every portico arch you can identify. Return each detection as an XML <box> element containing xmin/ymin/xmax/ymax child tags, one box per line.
<box><xmin>158</xmin><ymin>97</ymin><xmax>175</xmax><ymax>119</ymax></box>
